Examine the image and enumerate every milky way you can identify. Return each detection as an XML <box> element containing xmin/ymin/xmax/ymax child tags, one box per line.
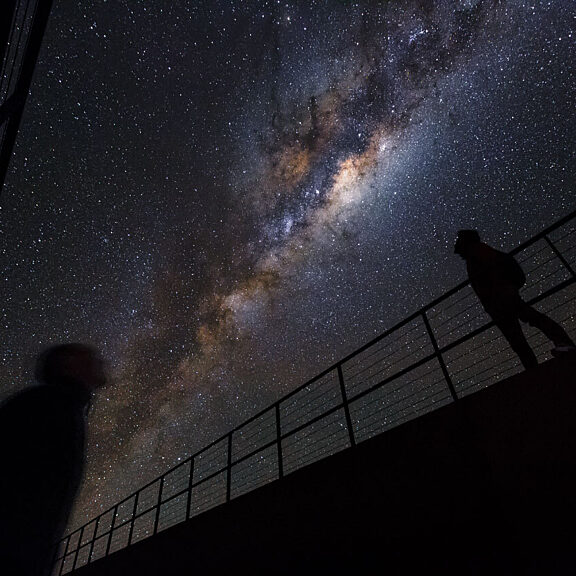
<box><xmin>1</xmin><ymin>0</ymin><xmax>575</xmax><ymax>528</ymax></box>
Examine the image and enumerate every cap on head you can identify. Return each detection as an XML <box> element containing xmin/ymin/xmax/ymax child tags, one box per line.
<box><xmin>454</xmin><ymin>229</ymin><xmax>481</xmax><ymax>256</ymax></box>
<box><xmin>35</xmin><ymin>343</ymin><xmax>107</xmax><ymax>391</ymax></box>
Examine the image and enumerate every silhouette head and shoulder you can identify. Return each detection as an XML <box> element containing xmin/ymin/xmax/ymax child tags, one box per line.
<box><xmin>34</xmin><ymin>342</ymin><xmax>107</xmax><ymax>396</ymax></box>
<box><xmin>453</xmin><ymin>229</ymin><xmax>482</xmax><ymax>260</ymax></box>
<box><xmin>453</xmin><ymin>229</ymin><xmax>526</xmax><ymax>296</ymax></box>
<box><xmin>0</xmin><ymin>343</ymin><xmax>108</xmax><ymax>576</ymax></box>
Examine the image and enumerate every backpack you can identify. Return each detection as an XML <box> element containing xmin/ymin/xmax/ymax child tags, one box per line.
<box><xmin>497</xmin><ymin>250</ymin><xmax>526</xmax><ymax>289</ymax></box>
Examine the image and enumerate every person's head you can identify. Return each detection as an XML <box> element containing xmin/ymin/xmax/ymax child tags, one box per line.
<box><xmin>454</xmin><ymin>229</ymin><xmax>481</xmax><ymax>259</ymax></box>
<box><xmin>35</xmin><ymin>343</ymin><xmax>107</xmax><ymax>392</ymax></box>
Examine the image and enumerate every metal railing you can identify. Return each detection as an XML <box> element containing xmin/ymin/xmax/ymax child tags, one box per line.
<box><xmin>53</xmin><ymin>208</ymin><xmax>576</xmax><ymax>574</ymax></box>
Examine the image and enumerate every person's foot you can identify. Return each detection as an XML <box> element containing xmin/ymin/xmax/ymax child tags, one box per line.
<box><xmin>551</xmin><ymin>345</ymin><xmax>576</xmax><ymax>357</ymax></box>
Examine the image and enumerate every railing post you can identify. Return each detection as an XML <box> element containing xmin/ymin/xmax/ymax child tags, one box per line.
<box><xmin>422</xmin><ymin>311</ymin><xmax>459</xmax><ymax>402</ymax></box>
<box><xmin>127</xmin><ymin>491</ymin><xmax>139</xmax><ymax>546</ymax></box>
<box><xmin>186</xmin><ymin>457</ymin><xmax>195</xmax><ymax>519</ymax></box>
<box><xmin>87</xmin><ymin>515</ymin><xmax>100</xmax><ymax>564</ymax></box>
<box><xmin>337</xmin><ymin>364</ymin><xmax>356</xmax><ymax>448</ymax></box>
<box><xmin>275</xmin><ymin>403</ymin><xmax>284</xmax><ymax>479</ymax></box>
<box><xmin>544</xmin><ymin>235</ymin><xmax>576</xmax><ymax>278</ymax></box>
<box><xmin>71</xmin><ymin>526</ymin><xmax>84</xmax><ymax>571</ymax></box>
<box><xmin>226</xmin><ymin>432</ymin><xmax>233</xmax><ymax>502</ymax></box>
<box><xmin>153</xmin><ymin>477</ymin><xmax>165</xmax><ymax>535</ymax></box>
<box><xmin>105</xmin><ymin>505</ymin><xmax>117</xmax><ymax>557</ymax></box>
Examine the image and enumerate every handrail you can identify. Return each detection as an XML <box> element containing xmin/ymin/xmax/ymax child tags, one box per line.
<box><xmin>54</xmin><ymin>207</ymin><xmax>576</xmax><ymax>574</ymax></box>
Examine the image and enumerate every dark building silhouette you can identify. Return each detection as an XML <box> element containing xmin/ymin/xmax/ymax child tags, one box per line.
<box><xmin>0</xmin><ymin>0</ymin><xmax>55</xmax><ymax>195</ymax></box>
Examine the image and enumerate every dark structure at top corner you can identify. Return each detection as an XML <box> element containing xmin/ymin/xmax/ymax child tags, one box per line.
<box><xmin>0</xmin><ymin>0</ymin><xmax>54</xmax><ymax>197</ymax></box>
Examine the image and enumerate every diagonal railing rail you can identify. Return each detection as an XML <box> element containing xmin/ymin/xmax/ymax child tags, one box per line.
<box><xmin>53</xmin><ymin>208</ymin><xmax>576</xmax><ymax>575</ymax></box>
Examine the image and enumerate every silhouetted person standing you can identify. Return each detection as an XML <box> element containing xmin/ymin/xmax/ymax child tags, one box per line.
<box><xmin>454</xmin><ymin>230</ymin><xmax>575</xmax><ymax>370</ymax></box>
<box><xmin>0</xmin><ymin>344</ymin><xmax>107</xmax><ymax>576</ymax></box>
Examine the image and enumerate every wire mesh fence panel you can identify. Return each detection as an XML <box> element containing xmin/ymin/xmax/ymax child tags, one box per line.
<box><xmin>280</xmin><ymin>370</ymin><xmax>341</xmax><ymax>435</ymax></box>
<box><xmin>427</xmin><ymin>286</ymin><xmax>489</xmax><ymax>349</ymax></box>
<box><xmin>556</xmin><ymin>284</ymin><xmax>576</xmax><ymax>339</ymax></box>
<box><xmin>444</xmin><ymin>326</ymin><xmax>520</xmax><ymax>398</ymax></box>
<box><xmin>282</xmin><ymin>409</ymin><xmax>351</xmax><ymax>476</ymax></box>
<box><xmin>136</xmin><ymin>481</ymin><xmax>161</xmax><ymax>515</ymax></box>
<box><xmin>158</xmin><ymin>493</ymin><xmax>187</xmax><ymax>532</ymax></box>
<box><xmin>60</xmin><ymin>553</ymin><xmax>76</xmax><ymax>575</ymax></box>
<box><xmin>231</xmin><ymin>445</ymin><xmax>278</xmax><ymax>500</ymax></box>
<box><xmin>115</xmin><ymin>496</ymin><xmax>136</xmax><ymax>527</ymax></box>
<box><xmin>349</xmin><ymin>359</ymin><xmax>453</xmax><ymax>443</ymax></box>
<box><xmin>95</xmin><ymin>509</ymin><xmax>114</xmax><ymax>539</ymax></box>
<box><xmin>549</xmin><ymin>221</ymin><xmax>576</xmax><ymax>269</ymax></box>
<box><xmin>53</xmin><ymin>538</ymin><xmax>69</xmax><ymax>563</ymax></box>
<box><xmin>65</xmin><ymin>531</ymin><xmax>81</xmax><ymax>556</ymax></box>
<box><xmin>232</xmin><ymin>407</ymin><xmax>276</xmax><ymax>464</ymax></box>
<box><xmin>522</xmin><ymin>284</ymin><xmax>576</xmax><ymax>360</ymax></box>
<box><xmin>131</xmin><ymin>509</ymin><xmax>156</xmax><ymax>544</ymax></box>
<box><xmin>74</xmin><ymin>544</ymin><xmax>92</xmax><ymax>569</ymax></box>
<box><xmin>524</xmin><ymin>326</ymin><xmax>558</xmax><ymax>365</ymax></box>
<box><xmin>342</xmin><ymin>318</ymin><xmax>433</xmax><ymax>398</ymax></box>
<box><xmin>79</xmin><ymin>520</ymin><xmax>97</xmax><ymax>546</ymax></box>
<box><xmin>194</xmin><ymin>439</ymin><xmax>228</xmax><ymax>484</ymax></box>
<box><xmin>162</xmin><ymin>461</ymin><xmax>191</xmax><ymax>501</ymax></box>
<box><xmin>108</xmin><ymin>524</ymin><xmax>130</xmax><ymax>555</ymax></box>
<box><xmin>517</xmin><ymin>240</ymin><xmax>571</xmax><ymax>302</ymax></box>
<box><xmin>88</xmin><ymin>535</ymin><xmax>109</xmax><ymax>563</ymax></box>
<box><xmin>189</xmin><ymin>471</ymin><xmax>227</xmax><ymax>518</ymax></box>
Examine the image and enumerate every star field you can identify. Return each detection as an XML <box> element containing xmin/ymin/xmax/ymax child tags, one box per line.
<box><xmin>0</xmin><ymin>0</ymin><xmax>575</xmax><ymax>529</ymax></box>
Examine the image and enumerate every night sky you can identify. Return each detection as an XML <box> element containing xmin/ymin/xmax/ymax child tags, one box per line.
<box><xmin>1</xmin><ymin>0</ymin><xmax>575</xmax><ymax>529</ymax></box>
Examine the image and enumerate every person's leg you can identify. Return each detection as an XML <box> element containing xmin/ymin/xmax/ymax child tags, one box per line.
<box><xmin>494</xmin><ymin>315</ymin><xmax>539</xmax><ymax>370</ymax></box>
<box><xmin>518</xmin><ymin>303</ymin><xmax>575</xmax><ymax>349</ymax></box>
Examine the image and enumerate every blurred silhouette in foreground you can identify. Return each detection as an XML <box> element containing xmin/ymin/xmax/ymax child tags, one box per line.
<box><xmin>454</xmin><ymin>230</ymin><xmax>575</xmax><ymax>369</ymax></box>
<box><xmin>0</xmin><ymin>344</ymin><xmax>107</xmax><ymax>576</ymax></box>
